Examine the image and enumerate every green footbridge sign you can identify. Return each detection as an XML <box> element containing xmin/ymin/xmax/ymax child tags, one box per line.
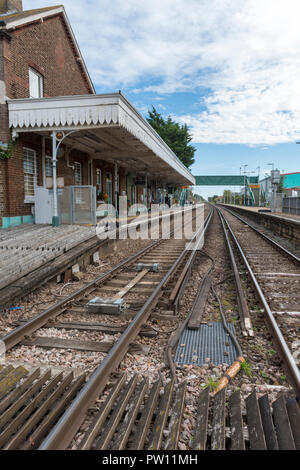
<box><xmin>194</xmin><ymin>175</ymin><xmax>259</xmax><ymax>186</ymax></box>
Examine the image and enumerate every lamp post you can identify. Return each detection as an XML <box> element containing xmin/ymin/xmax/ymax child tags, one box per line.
<box><xmin>267</xmin><ymin>163</ymin><xmax>275</xmax><ymax>211</ymax></box>
<box><xmin>243</xmin><ymin>164</ymin><xmax>248</xmax><ymax>206</ymax></box>
<box><xmin>239</xmin><ymin>167</ymin><xmax>242</xmax><ymax>205</ymax></box>
<box><xmin>257</xmin><ymin>166</ymin><xmax>261</xmax><ymax>207</ymax></box>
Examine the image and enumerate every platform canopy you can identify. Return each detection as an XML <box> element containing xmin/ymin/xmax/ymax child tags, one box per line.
<box><xmin>195</xmin><ymin>175</ymin><xmax>259</xmax><ymax>186</ymax></box>
<box><xmin>8</xmin><ymin>92</ymin><xmax>195</xmax><ymax>186</ymax></box>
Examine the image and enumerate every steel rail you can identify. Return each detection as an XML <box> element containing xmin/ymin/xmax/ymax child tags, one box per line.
<box><xmin>1</xmin><ymin>239</ymin><xmax>162</xmax><ymax>352</ymax></box>
<box><xmin>1</xmin><ymin>206</ymin><xmax>202</xmax><ymax>351</ymax></box>
<box><xmin>168</xmin><ymin>206</ymin><xmax>214</xmax><ymax>312</ymax></box>
<box><xmin>217</xmin><ymin>207</ymin><xmax>300</xmax><ymax>398</ymax></box>
<box><xmin>216</xmin><ymin>208</ymin><xmax>254</xmax><ymax>337</ymax></box>
<box><xmin>219</xmin><ymin>205</ymin><xmax>300</xmax><ymax>264</ymax></box>
<box><xmin>38</xmin><ymin>216</ymin><xmax>208</xmax><ymax>450</ymax></box>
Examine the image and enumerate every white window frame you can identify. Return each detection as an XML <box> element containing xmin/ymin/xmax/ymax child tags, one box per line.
<box><xmin>29</xmin><ymin>68</ymin><xmax>43</xmax><ymax>99</ymax></box>
<box><xmin>74</xmin><ymin>162</ymin><xmax>82</xmax><ymax>185</ymax></box>
<box><xmin>23</xmin><ymin>147</ymin><xmax>37</xmax><ymax>204</ymax></box>
<box><xmin>45</xmin><ymin>156</ymin><xmax>53</xmax><ymax>177</ymax></box>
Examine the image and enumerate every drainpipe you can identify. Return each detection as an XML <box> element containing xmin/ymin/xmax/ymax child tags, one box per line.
<box><xmin>52</xmin><ymin>131</ymin><xmax>59</xmax><ymax>227</ymax></box>
<box><xmin>114</xmin><ymin>162</ymin><xmax>118</xmax><ymax>215</ymax></box>
<box><xmin>145</xmin><ymin>173</ymin><xmax>148</xmax><ymax>209</ymax></box>
<box><xmin>42</xmin><ymin>136</ymin><xmax>46</xmax><ymax>188</ymax></box>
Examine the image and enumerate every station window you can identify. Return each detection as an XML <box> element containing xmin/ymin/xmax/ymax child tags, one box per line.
<box><xmin>23</xmin><ymin>148</ymin><xmax>37</xmax><ymax>203</ymax></box>
<box><xmin>45</xmin><ymin>156</ymin><xmax>53</xmax><ymax>177</ymax></box>
<box><xmin>74</xmin><ymin>162</ymin><xmax>82</xmax><ymax>185</ymax></box>
<box><xmin>29</xmin><ymin>68</ymin><xmax>43</xmax><ymax>99</ymax></box>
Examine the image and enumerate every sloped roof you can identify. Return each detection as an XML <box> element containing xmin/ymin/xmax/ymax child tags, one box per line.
<box><xmin>8</xmin><ymin>93</ymin><xmax>195</xmax><ymax>185</ymax></box>
<box><xmin>0</xmin><ymin>5</ymin><xmax>62</xmax><ymax>23</ymax></box>
<box><xmin>0</xmin><ymin>5</ymin><xmax>95</xmax><ymax>94</ymax></box>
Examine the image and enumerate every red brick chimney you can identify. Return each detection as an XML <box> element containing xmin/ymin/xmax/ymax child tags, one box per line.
<box><xmin>0</xmin><ymin>1</ymin><xmax>23</xmax><ymax>14</ymax></box>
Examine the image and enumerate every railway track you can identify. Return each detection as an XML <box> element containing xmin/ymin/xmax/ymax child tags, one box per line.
<box><xmin>0</xmin><ymin>205</ymin><xmax>212</xmax><ymax>450</ymax></box>
<box><xmin>0</xmin><ymin>204</ymin><xmax>299</xmax><ymax>451</ymax></box>
<box><xmin>217</xmin><ymin>206</ymin><xmax>300</xmax><ymax>397</ymax></box>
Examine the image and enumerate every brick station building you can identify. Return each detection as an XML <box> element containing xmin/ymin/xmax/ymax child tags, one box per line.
<box><xmin>0</xmin><ymin>1</ymin><xmax>194</xmax><ymax>228</ymax></box>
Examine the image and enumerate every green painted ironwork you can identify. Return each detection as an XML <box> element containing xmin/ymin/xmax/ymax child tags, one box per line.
<box><xmin>194</xmin><ymin>175</ymin><xmax>259</xmax><ymax>186</ymax></box>
<box><xmin>179</xmin><ymin>188</ymin><xmax>187</xmax><ymax>206</ymax></box>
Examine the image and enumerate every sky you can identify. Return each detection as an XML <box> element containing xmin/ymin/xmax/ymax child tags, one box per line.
<box><xmin>25</xmin><ymin>0</ymin><xmax>300</xmax><ymax>198</ymax></box>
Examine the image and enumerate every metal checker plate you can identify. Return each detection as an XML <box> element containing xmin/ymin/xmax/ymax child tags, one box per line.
<box><xmin>174</xmin><ymin>322</ymin><xmax>237</xmax><ymax>367</ymax></box>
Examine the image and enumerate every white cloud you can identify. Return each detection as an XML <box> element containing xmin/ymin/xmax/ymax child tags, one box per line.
<box><xmin>24</xmin><ymin>0</ymin><xmax>300</xmax><ymax>145</ymax></box>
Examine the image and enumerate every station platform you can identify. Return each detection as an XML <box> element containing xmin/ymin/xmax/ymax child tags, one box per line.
<box><xmin>0</xmin><ymin>204</ymin><xmax>202</xmax><ymax>310</ymax></box>
<box><xmin>222</xmin><ymin>204</ymin><xmax>300</xmax><ymax>224</ymax></box>
<box><xmin>0</xmin><ymin>224</ymin><xmax>97</xmax><ymax>292</ymax></box>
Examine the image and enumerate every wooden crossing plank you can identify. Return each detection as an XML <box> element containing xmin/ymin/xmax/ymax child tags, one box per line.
<box><xmin>285</xmin><ymin>397</ymin><xmax>300</xmax><ymax>450</ymax></box>
<box><xmin>0</xmin><ymin>366</ymin><xmax>28</xmax><ymax>401</ymax></box>
<box><xmin>79</xmin><ymin>374</ymin><xmax>127</xmax><ymax>450</ymax></box>
<box><xmin>148</xmin><ymin>380</ymin><xmax>174</xmax><ymax>450</ymax></box>
<box><xmin>21</xmin><ymin>373</ymin><xmax>86</xmax><ymax>450</ymax></box>
<box><xmin>245</xmin><ymin>391</ymin><xmax>267</xmax><ymax>450</ymax></box>
<box><xmin>94</xmin><ymin>375</ymin><xmax>138</xmax><ymax>450</ymax></box>
<box><xmin>165</xmin><ymin>381</ymin><xmax>187</xmax><ymax>450</ymax></box>
<box><xmin>272</xmin><ymin>395</ymin><xmax>296</xmax><ymax>450</ymax></box>
<box><xmin>113</xmin><ymin>269</ymin><xmax>149</xmax><ymax>299</ymax></box>
<box><xmin>188</xmin><ymin>275</ymin><xmax>212</xmax><ymax>329</ymax></box>
<box><xmin>129</xmin><ymin>379</ymin><xmax>162</xmax><ymax>450</ymax></box>
<box><xmin>0</xmin><ymin>368</ymin><xmax>40</xmax><ymax>415</ymax></box>
<box><xmin>4</xmin><ymin>372</ymin><xmax>74</xmax><ymax>450</ymax></box>
<box><xmin>21</xmin><ymin>336</ymin><xmax>150</xmax><ymax>355</ymax></box>
<box><xmin>228</xmin><ymin>390</ymin><xmax>245</xmax><ymax>450</ymax></box>
<box><xmin>211</xmin><ymin>388</ymin><xmax>226</xmax><ymax>450</ymax></box>
<box><xmin>0</xmin><ymin>371</ymin><xmax>61</xmax><ymax>448</ymax></box>
<box><xmin>111</xmin><ymin>379</ymin><xmax>149</xmax><ymax>450</ymax></box>
<box><xmin>191</xmin><ymin>387</ymin><xmax>210</xmax><ymax>450</ymax></box>
<box><xmin>0</xmin><ymin>365</ymin><xmax>14</xmax><ymax>382</ymax></box>
<box><xmin>258</xmin><ymin>394</ymin><xmax>278</xmax><ymax>450</ymax></box>
<box><xmin>0</xmin><ymin>370</ymin><xmax>50</xmax><ymax>430</ymax></box>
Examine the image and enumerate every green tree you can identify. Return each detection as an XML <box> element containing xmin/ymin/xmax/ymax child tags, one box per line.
<box><xmin>223</xmin><ymin>190</ymin><xmax>233</xmax><ymax>204</ymax></box>
<box><xmin>147</xmin><ymin>107</ymin><xmax>196</xmax><ymax>168</ymax></box>
<box><xmin>210</xmin><ymin>195</ymin><xmax>219</xmax><ymax>204</ymax></box>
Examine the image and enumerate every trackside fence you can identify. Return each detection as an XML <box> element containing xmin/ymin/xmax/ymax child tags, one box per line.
<box><xmin>282</xmin><ymin>196</ymin><xmax>300</xmax><ymax>215</ymax></box>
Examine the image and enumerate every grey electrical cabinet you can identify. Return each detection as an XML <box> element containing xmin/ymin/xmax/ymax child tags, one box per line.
<box><xmin>34</xmin><ymin>187</ymin><xmax>54</xmax><ymax>224</ymax></box>
<box><xmin>34</xmin><ymin>187</ymin><xmax>64</xmax><ymax>224</ymax></box>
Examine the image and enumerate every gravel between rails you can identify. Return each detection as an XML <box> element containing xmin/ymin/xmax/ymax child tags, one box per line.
<box><xmin>0</xmin><ymin>238</ymin><xmax>152</xmax><ymax>335</ymax></box>
<box><xmin>69</xmin><ymin>208</ymin><xmax>294</xmax><ymax>450</ymax></box>
<box><xmin>1</xmin><ymin>238</ymin><xmax>152</xmax><ymax>372</ymax></box>
<box><xmin>1</xmin><ymin>207</ymin><xmax>296</xmax><ymax>450</ymax></box>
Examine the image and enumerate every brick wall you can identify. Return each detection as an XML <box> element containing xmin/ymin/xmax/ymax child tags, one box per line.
<box><xmin>5</xmin><ymin>134</ymin><xmax>42</xmax><ymax>218</ymax></box>
<box><xmin>4</xmin><ymin>14</ymin><xmax>92</xmax><ymax>99</ymax></box>
<box><xmin>0</xmin><ymin>12</ymin><xmax>93</xmax><ymax>221</ymax></box>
